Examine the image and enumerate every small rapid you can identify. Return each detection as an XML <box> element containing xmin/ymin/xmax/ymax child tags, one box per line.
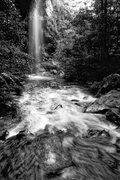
<box><xmin>2</xmin><ymin>75</ymin><xmax>120</xmax><ymax>179</ymax></box>
<box><xmin>7</xmin><ymin>76</ymin><xmax>120</xmax><ymax>152</ymax></box>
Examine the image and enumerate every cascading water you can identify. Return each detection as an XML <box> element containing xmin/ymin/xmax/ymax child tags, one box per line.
<box><xmin>5</xmin><ymin>80</ymin><xmax>120</xmax><ymax>179</ymax></box>
<box><xmin>29</xmin><ymin>0</ymin><xmax>44</xmax><ymax>73</ymax></box>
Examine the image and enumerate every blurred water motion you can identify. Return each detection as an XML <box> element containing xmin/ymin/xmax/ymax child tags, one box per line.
<box><xmin>1</xmin><ymin>80</ymin><xmax>120</xmax><ymax>179</ymax></box>
<box><xmin>29</xmin><ymin>0</ymin><xmax>43</xmax><ymax>73</ymax></box>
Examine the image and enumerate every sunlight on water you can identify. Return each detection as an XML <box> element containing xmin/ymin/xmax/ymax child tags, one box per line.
<box><xmin>7</xmin><ymin>82</ymin><xmax>120</xmax><ymax>156</ymax></box>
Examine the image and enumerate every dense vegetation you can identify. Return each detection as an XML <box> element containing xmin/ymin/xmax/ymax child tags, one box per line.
<box><xmin>0</xmin><ymin>0</ymin><xmax>33</xmax><ymax>115</ymax></box>
<box><xmin>44</xmin><ymin>0</ymin><xmax>120</xmax><ymax>82</ymax></box>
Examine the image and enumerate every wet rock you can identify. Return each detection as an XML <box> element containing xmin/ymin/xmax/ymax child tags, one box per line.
<box><xmin>74</xmin><ymin>102</ymin><xmax>87</xmax><ymax>112</ymax></box>
<box><xmin>97</xmin><ymin>74</ymin><xmax>120</xmax><ymax>96</ymax></box>
<box><xmin>16</xmin><ymin>130</ymin><xmax>27</xmax><ymax>138</ymax></box>
<box><xmin>46</xmin><ymin>111</ymin><xmax>54</xmax><ymax>114</ymax></box>
<box><xmin>90</xmin><ymin>81</ymin><xmax>101</xmax><ymax>95</ymax></box>
<box><xmin>0</xmin><ymin>130</ymin><xmax>9</xmax><ymax>141</ymax></box>
<box><xmin>54</xmin><ymin>104</ymin><xmax>63</xmax><ymax>110</ymax></box>
<box><xmin>106</xmin><ymin>109</ymin><xmax>120</xmax><ymax>126</ymax></box>
<box><xmin>91</xmin><ymin>73</ymin><xmax>120</xmax><ymax>97</ymax></box>
<box><xmin>86</xmin><ymin>102</ymin><xmax>108</xmax><ymax>113</ymax></box>
<box><xmin>71</xmin><ymin>99</ymin><xmax>79</xmax><ymax>103</ymax></box>
<box><xmin>86</xmin><ymin>90</ymin><xmax>120</xmax><ymax>126</ymax></box>
<box><xmin>83</xmin><ymin>96</ymin><xmax>89</xmax><ymax>100</ymax></box>
<box><xmin>86</xmin><ymin>90</ymin><xmax>120</xmax><ymax>113</ymax></box>
<box><xmin>82</xmin><ymin>129</ymin><xmax>110</xmax><ymax>140</ymax></box>
<box><xmin>71</xmin><ymin>99</ymin><xmax>87</xmax><ymax>112</ymax></box>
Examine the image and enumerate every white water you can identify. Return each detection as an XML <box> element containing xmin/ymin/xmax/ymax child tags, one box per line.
<box><xmin>7</xmin><ymin>77</ymin><xmax>120</xmax><ymax>154</ymax></box>
<box><xmin>28</xmin><ymin>74</ymin><xmax>54</xmax><ymax>80</ymax></box>
<box><xmin>29</xmin><ymin>0</ymin><xmax>43</xmax><ymax>73</ymax></box>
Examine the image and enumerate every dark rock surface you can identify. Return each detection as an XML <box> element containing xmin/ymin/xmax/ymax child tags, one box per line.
<box><xmin>82</xmin><ymin>129</ymin><xmax>110</xmax><ymax>140</ymax></box>
<box><xmin>86</xmin><ymin>90</ymin><xmax>120</xmax><ymax>126</ymax></box>
<box><xmin>86</xmin><ymin>90</ymin><xmax>120</xmax><ymax>113</ymax></box>
<box><xmin>90</xmin><ymin>74</ymin><xmax>120</xmax><ymax>97</ymax></box>
<box><xmin>74</xmin><ymin>102</ymin><xmax>87</xmax><ymax>112</ymax></box>
<box><xmin>106</xmin><ymin>109</ymin><xmax>120</xmax><ymax>126</ymax></box>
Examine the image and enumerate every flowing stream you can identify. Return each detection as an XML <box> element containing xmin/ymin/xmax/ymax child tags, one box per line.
<box><xmin>4</xmin><ymin>75</ymin><xmax>120</xmax><ymax>179</ymax></box>
<box><xmin>3</xmin><ymin>0</ymin><xmax>120</xmax><ymax>178</ymax></box>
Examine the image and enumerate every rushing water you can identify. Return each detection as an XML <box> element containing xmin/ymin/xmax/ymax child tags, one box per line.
<box><xmin>7</xmin><ymin>76</ymin><xmax>119</xmax><ymax>140</ymax></box>
<box><xmin>3</xmin><ymin>76</ymin><xmax>120</xmax><ymax>179</ymax></box>
<box><xmin>29</xmin><ymin>0</ymin><xmax>43</xmax><ymax>73</ymax></box>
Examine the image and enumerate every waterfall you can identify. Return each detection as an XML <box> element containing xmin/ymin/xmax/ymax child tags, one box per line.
<box><xmin>29</xmin><ymin>0</ymin><xmax>43</xmax><ymax>73</ymax></box>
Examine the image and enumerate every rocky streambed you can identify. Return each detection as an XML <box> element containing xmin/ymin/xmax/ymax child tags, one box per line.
<box><xmin>0</xmin><ymin>75</ymin><xmax>120</xmax><ymax>180</ymax></box>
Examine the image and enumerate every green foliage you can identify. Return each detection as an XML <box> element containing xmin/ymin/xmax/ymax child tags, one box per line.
<box><xmin>0</xmin><ymin>0</ymin><xmax>33</xmax><ymax>115</ymax></box>
<box><xmin>44</xmin><ymin>0</ymin><xmax>72</xmax><ymax>55</ymax></box>
<box><xmin>0</xmin><ymin>0</ymin><xmax>28</xmax><ymax>52</ymax></box>
<box><xmin>48</xmin><ymin>0</ymin><xmax>120</xmax><ymax>81</ymax></box>
<box><xmin>0</xmin><ymin>0</ymin><xmax>33</xmax><ymax>75</ymax></box>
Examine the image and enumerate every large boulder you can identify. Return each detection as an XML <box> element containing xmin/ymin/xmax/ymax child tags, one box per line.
<box><xmin>106</xmin><ymin>109</ymin><xmax>120</xmax><ymax>126</ymax></box>
<box><xmin>86</xmin><ymin>90</ymin><xmax>120</xmax><ymax>126</ymax></box>
<box><xmin>90</xmin><ymin>74</ymin><xmax>120</xmax><ymax>97</ymax></box>
<box><xmin>86</xmin><ymin>90</ymin><xmax>120</xmax><ymax>113</ymax></box>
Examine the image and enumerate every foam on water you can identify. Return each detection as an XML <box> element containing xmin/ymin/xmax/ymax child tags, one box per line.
<box><xmin>28</xmin><ymin>74</ymin><xmax>54</xmax><ymax>80</ymax></box>
<box><xmin>7</xmin><ymin>84</ymin><xmax>120</xmax><ymax>149</ymax></box>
